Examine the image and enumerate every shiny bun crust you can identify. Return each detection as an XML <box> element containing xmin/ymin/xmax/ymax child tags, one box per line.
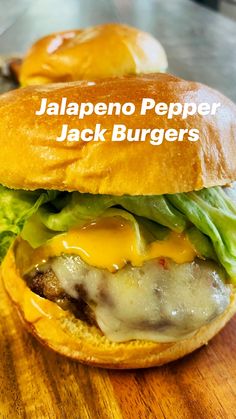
<box><xmin>0</xmin><ymin>73</ymin><xmax>236</xmax><ymax>195</ymax></box>
<box><xmin>2</xmin><ymin>246</ymin><xmax>236</xmax><ymax>368</ymax></box>
<box><xmin>19</xmin><ymin>23</ymin><xmax>168</xmax><ymax>86</ymax></box>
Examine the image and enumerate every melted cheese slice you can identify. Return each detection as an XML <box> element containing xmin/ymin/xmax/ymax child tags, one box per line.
<box><xmin>18</xmin><ymin>216</ymin><xmax>196</xmax><ymax>274</ymax></box>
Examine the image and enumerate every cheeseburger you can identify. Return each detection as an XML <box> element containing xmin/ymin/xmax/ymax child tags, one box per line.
<box><xmin>1</xmin><ymin>73</ymin><xmax>236</xmax><ymax>368</ymax></box>
<box><xmin>18</xmin><ymin>23</ymin><xmax>167</xmax><ymax>86</ymax></box>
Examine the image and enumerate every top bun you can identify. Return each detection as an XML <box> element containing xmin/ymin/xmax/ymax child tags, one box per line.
<box><xmin>19</xmin><ymin>23</ymin><xmax>168</xmax><ymax>86</ymax></box>
<box><xmin>0</xmin><ymin>73</ymin><xmax>236</xmax><ymax>195</ymax></box>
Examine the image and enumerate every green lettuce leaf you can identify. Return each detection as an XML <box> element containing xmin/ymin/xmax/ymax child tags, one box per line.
<box><xmin>168</xmin><ymin>188</ymin><xmax>236</xmax><ymax>280</ymax></box>
<box><xmin>222</xmin><ymin>182</ymin><xmax>236</xmax><ymax>205</ymax></box>
<box><xmin>1</xmin><ymin>183</ymin><xmax>236</xmax><ymax>282</ymax></box>
<box><xmin>38</xmin><ymin>193</ymin><xmax>187</xmax><ymax>233</ymax></box>
<box><xmin>136</xmin><ymin>216</ymin><xmax>170</xmax><ymax>243</ymax></box>
<box><xmin>0</xmin><ymin>186</ymin><xmax>57</xmax><ymax>261</ymax></box>
<box><xmin>116</xmin><ymin>195</ymin><xmax>187</xmax><ymax>232</ymax></box>
<box><xmin>39</xmin><ymin>193</ymin><xmax>114</xmax><ymax>231</ymax></box>
<box><xmin>23</xmin><ymin>207</ymin><xmax>146</xmax><ymax>254</ymax></box>
<box><xmin>21</xmin><ymin>214</ymin><xmax>58</xmax><ymax>248</ymax></box>
<box><xmin>186</xmin><ymin>227</ymin><xmax>217</xmax><ymax>261</ymax></box>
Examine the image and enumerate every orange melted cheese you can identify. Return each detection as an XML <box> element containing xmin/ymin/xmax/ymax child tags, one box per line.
<box><xmin>19</xmin><ymin>216</ymin><xmax>196</xmax><ymax>274</ymax></box>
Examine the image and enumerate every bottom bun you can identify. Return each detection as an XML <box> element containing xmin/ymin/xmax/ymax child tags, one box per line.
<box><xmin>2</xmin><ymin>247</ymin><xmax>236</xmax><ymax>369</ymax></box>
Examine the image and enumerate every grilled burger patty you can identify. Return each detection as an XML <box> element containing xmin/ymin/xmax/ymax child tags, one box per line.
<box><xmin>26</xmin><ymin>267</ymin><xmax>96</xmax><ymax>324</ymax></box>
<box><xmin>25</xmin><ymin>255</ymin><xmax>231</xmax><ymax>343</ymax></box>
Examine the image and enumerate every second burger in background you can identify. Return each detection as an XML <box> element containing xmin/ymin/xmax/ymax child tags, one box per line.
<box><xmin>19</xmin><ymin>23</ymin><xmax>168</xmax><ymax>86</ymax></box>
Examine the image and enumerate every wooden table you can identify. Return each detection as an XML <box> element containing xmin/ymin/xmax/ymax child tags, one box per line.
<box><xmin>1</xmin><ymin>1</ymin><xmax>236</xmax><ymax>417</ymax></box>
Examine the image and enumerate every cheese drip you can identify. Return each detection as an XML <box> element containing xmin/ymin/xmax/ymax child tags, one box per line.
<box><xmin>18</xmin><ymin>216</ymin><xmax>196</xmax><ymax>274</ymax></box>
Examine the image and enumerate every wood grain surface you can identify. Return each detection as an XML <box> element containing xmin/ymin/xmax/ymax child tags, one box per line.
<box><xmin>1</xmin><ymin>274</ymin><xmax>236</xmax><ymax>419</ymax></box>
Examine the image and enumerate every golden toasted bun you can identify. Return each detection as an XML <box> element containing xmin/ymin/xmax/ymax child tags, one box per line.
<box><xmin>19</xmin><ymin>23</ymin><xmax>167</xmax><ymax>86</ymax></box>
<box><xmin>0</xmin><ymin>73</ymin><xmax>236</xmax><ymax>195</ymax></box>
<box><xmin>2</xmin><ymin>246</ymin><xmax>236</xmax><ymax>368</ymax></box>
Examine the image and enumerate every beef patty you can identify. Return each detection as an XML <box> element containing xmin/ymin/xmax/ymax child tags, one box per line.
<box><xmin>25</xmin><ymin>267</ymin><xmax>96</xmax><ymax>325</ymax></box>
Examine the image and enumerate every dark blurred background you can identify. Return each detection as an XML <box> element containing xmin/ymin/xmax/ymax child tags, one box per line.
<box><xmin>194</xmin><ymin>0</ymin><xmax>236</xmax><ymax>18</ymax></box>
